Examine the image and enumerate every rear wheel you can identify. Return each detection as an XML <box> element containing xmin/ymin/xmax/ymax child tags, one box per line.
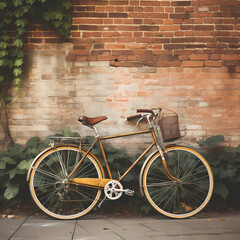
<box><xmin>29</xmin><ymin>146</ymin><xmax>103</xmax><ymax>219</ymax></box>
<box><xmin>142</xmin><ymin>146</ymin><xmax>213</xmax><ymax>218</ymax></box>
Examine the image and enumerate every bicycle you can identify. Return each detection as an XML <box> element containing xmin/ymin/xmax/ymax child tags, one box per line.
<box><xmin>27</xmin><ymin>108</ymin><xmax>214</xmax><ymax>220</ymax></box>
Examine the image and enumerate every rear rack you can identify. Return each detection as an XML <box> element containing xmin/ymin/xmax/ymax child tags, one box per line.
<box><xmin>49</xmin><ymin>137</ymin><xmax>88</xmax><ymax>148</ymax></box>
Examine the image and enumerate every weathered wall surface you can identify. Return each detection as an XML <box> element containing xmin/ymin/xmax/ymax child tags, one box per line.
<box><xmin>1</xmin><ymin>0</ymin><xmax>240</xmax><ymax>150</ymax></box>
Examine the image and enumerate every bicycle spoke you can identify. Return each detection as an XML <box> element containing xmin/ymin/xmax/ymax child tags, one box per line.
<box><xmin>143</xmin><ymin>147</ymin><xmax>213</xmax><ymax>218</ymax></box>
<box><xmin>30</xmin><ymin>146</ymin><xmax>102</xmax><ymax>219</ymax></box>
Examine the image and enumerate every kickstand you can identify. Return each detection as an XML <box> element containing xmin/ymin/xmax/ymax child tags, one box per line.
<box><xmin>98</xmin><ymin>196</ymin><xmax>107</xmax><ymax>208</ymax></box>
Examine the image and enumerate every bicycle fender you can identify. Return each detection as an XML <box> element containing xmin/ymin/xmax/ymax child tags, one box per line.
<box><xmin>139</xmin><ymin>150</ymin><xmax>159</xmax><ymax>196</ymax></box>
<box><xmin>26</xmin><ymin>146</ymin><xmax>53</xmax><ymax>181</ymax></box>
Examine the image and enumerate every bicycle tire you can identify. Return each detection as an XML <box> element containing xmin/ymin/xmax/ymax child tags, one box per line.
<box><xmin>29</xmin><ymin>146</ymin><xmax>103</xmax><ymax>220</ymax></box>
<box><xmin>142</xmin><ymin>146</ymin><xmax>214</xmax><ymax>219</ymax></box>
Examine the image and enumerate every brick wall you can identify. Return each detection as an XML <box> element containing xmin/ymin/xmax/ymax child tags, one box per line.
<box><xmin>1</xmin><ymin>0</ymin><xmax>240</xmax><ymax>150</ymax></box>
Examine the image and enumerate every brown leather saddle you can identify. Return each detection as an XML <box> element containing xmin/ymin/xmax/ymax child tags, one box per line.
<box><xmin>78</xmin><ymin>115</ymin><xmax>107</xmax><ymax>126</ymax></box>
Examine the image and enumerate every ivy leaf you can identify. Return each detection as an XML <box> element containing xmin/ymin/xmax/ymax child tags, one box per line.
<box><xmin>13</xmin><ymin>0</ymin><xmax>23</xmax><ymax>7</ymax></box>
<box><xmin>0</xmin><ymin>161</ymin><xmax>6</xmax><ymax>169</ymax></box>
<box><xmin>63</xmin><ymin>1</ymin><xmax>72</xmax><ymax>10</ymax></box>
<box><xmin>17</xmin><ymin>160</ymin><xmax>31</xmax><ymax>170</ymax></box>
<box><xmin>0</xmin><ymin>50</ymin><xmax>8</xmax><ymax>57</ymax></box>
<box><xmin>0</xmin><ymin>60</ymin><xmax>4</xmax><ymax>67</ymax></box>
<box><xmin>14</xmin><ymin>39</ymin><xmax>24</xmax><ymax>48</ymax></box>
<box><xmin>16</xmin><ymin>27</ymin><xmax>26</xmax><ymax>35</ymax></box>
<box><xmin>15</xmin><ymin>19</ymin><xmax>27</xmax><ymax>28</ymax></box>
<box><xmin>13</xmin><ymin>68</ymin><xmax>22</xmax><ymax>77</ymax></box>
<box><xmin>26</xmin><ymin>136</ymin><xmax>40</xmax><ymax>147</ymax></box>
<box><xmin>9</xmin><ymin>169</ymin><xmax>17</xmax><ymax>180</ymax></box>
<box><xmin>1</xmin><ymin>34</ymin><xmax>10</xmax><ymax>42</ymax></box>
<box><xmin>0</xmin><ymin>75</ymin><xmax>4</xmax><ymax>82</ymax></box>
<box><xmin>26</xmin><ymin>0</ymin><xmax>36</xmax><ymax>4</ymax></box>
<box><xmin>15</xmin><ymin>49</ymin><xmax>25</xmax><ymax>58</ymax></box>
<box><xmin>1</xmin><ymin>157</ymin><xmax>17</xmax><ymax>165</ymax></box>
<box><xmin>214</xmin><ymin>181</ymin><xmax>229</xmax><ymax>200</ymax></box>
<box><xmin>0</xmin><ymin>2</ymin><xmax>7</xmax><ymax>10</ymax></box>
<box><xmin>15</xmin><ymin>59</ymin><xmax>23</xmax><ymax>67</ymax></box>
<box><xmin>13</xmin><ymin>77</ymin><xmax>21</xmax><ymax>85</ymax></box>
<box><xmin>0</xmin><ymin>41</ymin><xmax>8</xmax><ymax>49</ymax></box>
<box><xmin>4</xmin><ymin>184</ymin><xmax>19</xmax><ymax>200</ymax></box>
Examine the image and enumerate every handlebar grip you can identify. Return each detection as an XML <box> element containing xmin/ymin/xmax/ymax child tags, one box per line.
<box><xmin>137</xmin><ymin>109</ymin><xmax>154</xmax><ymax>114</ymax></box>
<box><xmin>127</xmin><ymin>114</ymin><xmax>142</xmax><ymax>121</ymax></box>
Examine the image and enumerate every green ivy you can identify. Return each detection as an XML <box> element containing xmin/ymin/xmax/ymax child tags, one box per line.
<box><xmin>0</xmin><ymin>128</ymin><xmax>77</xmax><ymax>203</ymax></box>
<box><xmin>0</xmin><ymin>0</ymin><xmax>72</xmax><ymax>147</ymax></box>
<box><xmin>198</xmin><ymin>135</ymin><xmax>240</xmax><ymax>209</ymax></box>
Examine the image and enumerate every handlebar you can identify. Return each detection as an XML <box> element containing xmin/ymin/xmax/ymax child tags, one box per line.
<box><xmin>127</xmin><ymin>114</ymin><xmax>142</xmax><ymax>121</ymax></box>
<box><xmin>127</xmin><ymin>108</ymin><xmax>162</xmax><ymax>122</ymax></box>
<box><xmin>137</xmin><ymin>109</ymin><xmax>154</xmax><ymax>114</ymax></box>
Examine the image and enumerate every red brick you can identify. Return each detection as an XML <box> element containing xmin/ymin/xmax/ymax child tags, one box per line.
<box><xmin>129</xmin><ymin>13</ymin><xmax>149</xmax><ymax>18</ymax></box>
<box><xmin>112</xmin><ymin>50</ymin><xmax>134</xmax><ymax>55</ymax></box>
<box><xmin>164</xmin><ymin>44</ymin><xmax>185</xmax><ymax>50</ymax></box>
<box><xmin>160</xmin><ymin>25</ymin><xmax>179</xmax><ymax>31</ymax></box>
<box><xmin>69</xmin><ymin>50</ymin><xmax>89</xmax><ymax>56</ymax></box>
<box><xmin>141</xmin><ymin>1</ymin><xmax>161</xmax><ymax>6</ymax></box>
<box><xmin>190</xmin><ymin>54</ymin><xmax>209</xmax><ymax>60</ymax></box>
<box><xmin>133</xmin><ymin>19</ymin><xmax>142</xmax><ymax>24</ymax></box>
<box><xmin>109</xmin><ymin>13</ymin><xmax>129</xmax><ymax>18</ymax></box>
<box><xmin>171</xmin><ymin>37</ymin><xmax>195</xmax><ymax>43</ymax></box>
<box><xmin>139</xmin><ymin>25</ymin><xmax>159</xmax><ymax>31</ymax></box>
<box><xmin>193</xmin><ymin>25</ymin><xmax>214</xmax><ymax>31</ymax></box>
<box><xmin>165</xmin><ymin>7</ymin><xmax>174</xmax><ymax>13</ymax></box>
<box><xmin>105</xmin><ymin>43</ymin><xmax>126</xmax><ymax>49</ymax></box>
<box><xmin>144</xmin><ymin>6</ymin><xmax>154</xmax><ymax>12</ymax></box>
<box><xmin>221</xmin><ymin>55</ymin><xmax>240</xmax><ymax>60</ymax></box>
<box><xmin>73</xmin><ymin>19</ymin><xmax>93</xmax><ymax>25</ymax></box>
<box><xmin>118</xmin><ymin>25</ymin><xmax>139</xmax><ymax>31</ymax></box>
<box><xmin>182</xmin><ymin>61</ymin><xmax>205</xmax><ymax>67</ymax></box>
<box><xmin>109</xmin><ymin>0</ymin><xmax>129</xmax><ymax>5</ymax></box>
<box><xmin>170</xmin><ymin>13</ymin><xmax>190</xmax><ymax>19</ymax></box>
<box><xmin>171</xmin><ymin>1</ymin><xmax>191</xmax><ymax>6</ymax></box>
<box><xmin>150</xmin><ymin>13</ymin><xmax>168</xmax><ymax>18</ymax></box>
<box><xmin>216</xmin><ymin>25</ymin><xmax>234</xmax><ymax>30</ymax></box>
<box><xmin>79</xmin><ymin>25</ymin><xmax>98</xmax><ymax>31</ymax></box>
<box><xmin>205</xmin><ymin>61</ymin><xmax>222</xmax><ymax>67</ymax></box>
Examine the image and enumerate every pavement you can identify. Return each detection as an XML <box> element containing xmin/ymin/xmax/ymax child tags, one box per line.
<box><xmin>1</xmin><ymin>212</ymin><xmax>240</xmax><ymax>240</ymax></box>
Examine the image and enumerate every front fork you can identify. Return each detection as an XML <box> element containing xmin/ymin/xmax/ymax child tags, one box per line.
<box><xmin>150</xmin><ymin>127</ymin><xmax>180</xmax><ymax>182</ymax></box>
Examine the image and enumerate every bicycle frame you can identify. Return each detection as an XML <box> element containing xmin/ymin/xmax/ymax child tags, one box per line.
<box><xmin>67</xmin><ymin>126</ymin><xmax>179</xmax><ymax>188</ymax></box>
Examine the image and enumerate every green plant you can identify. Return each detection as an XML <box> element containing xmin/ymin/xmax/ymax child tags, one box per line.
<box><xmin>0</xmin><ymin>0</ymin><xmax>72</xmax><ymax>148</ymax></box>
<box><xmin>0</xmin><ymin>128</ymin><xmax>78</xmax><ymax>203</ymax></box>
<box><xmin>198</xmin><ymin>135</ymin><xmax>240</xmax><ymax>209</ymax></box>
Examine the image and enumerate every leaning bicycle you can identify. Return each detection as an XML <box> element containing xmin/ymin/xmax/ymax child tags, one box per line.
<box><xmin>27</xmin><ymin>108</ymin><xmax>214</xmax><ymax>220</ymax></box>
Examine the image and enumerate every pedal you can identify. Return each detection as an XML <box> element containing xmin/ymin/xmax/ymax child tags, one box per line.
<box><xmin>124</xmin><ymin>189</ymin><xmax>134</xmax><ymax>197</ymax></box>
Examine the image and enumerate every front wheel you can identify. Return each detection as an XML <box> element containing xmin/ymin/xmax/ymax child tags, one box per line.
<box><xmin>29</xmin><ymin>146</ymin><xmax>103</xmax><ymax>220</ymax></box>
<box><xmin>142</xmin><ymin>146</ymin><xmax>214</xmax><ymax>219</ymax></box>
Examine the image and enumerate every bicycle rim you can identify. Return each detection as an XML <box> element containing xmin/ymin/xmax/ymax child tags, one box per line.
<box><xmin>143</xmin><ymin>146</ymin><xmax>213</xmax><ymax>218</ymax></box>
<box><xmin>29</xmin><ymin>146</ymin><xmax>103</xmax><ymax>220</ymax></box>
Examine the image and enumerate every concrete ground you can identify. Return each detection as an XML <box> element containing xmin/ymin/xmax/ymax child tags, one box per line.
<box><xmin>1</xmin><ymin>213</ymin><xmax>240</xmax><ymax>240</ymax></box>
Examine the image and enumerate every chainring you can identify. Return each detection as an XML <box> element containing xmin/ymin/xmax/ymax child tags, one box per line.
<box><xmin>104</xmin><ymin>180</ymin><xmax>123</xmax><ymax>200</ymax></box>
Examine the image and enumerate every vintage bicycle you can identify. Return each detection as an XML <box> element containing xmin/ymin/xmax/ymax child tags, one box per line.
<box><xmin>27</xmin><ymin>108</ymin><xmax>214</xmax><ymax>220</ymax></box>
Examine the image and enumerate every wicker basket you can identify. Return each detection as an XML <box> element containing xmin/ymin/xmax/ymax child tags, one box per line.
<box><xmin>158</xmin><ymin>110</ymin><xmax>181</xmax><ymax>142</ymax></box>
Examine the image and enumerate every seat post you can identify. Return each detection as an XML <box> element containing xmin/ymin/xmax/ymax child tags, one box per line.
<box><xmin>92</xmin><ymin>125</ymin><xmax>99</xmax><ymax>138</ymax></box>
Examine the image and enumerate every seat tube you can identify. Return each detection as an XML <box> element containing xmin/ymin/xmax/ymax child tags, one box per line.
<box><xmin>98</xmin><ymin>138</ymin><xmax>112</xmax><ymax>179</ymax></box>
